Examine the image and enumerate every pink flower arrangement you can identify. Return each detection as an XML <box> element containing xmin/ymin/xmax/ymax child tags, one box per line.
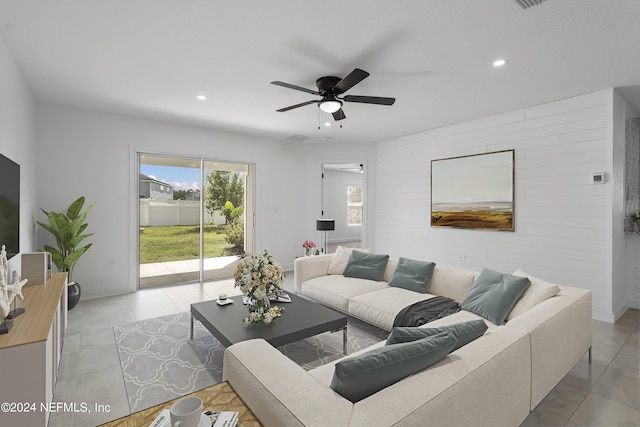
<box><xmin>302</xmin><ymin>240</ymin><xmax>316</xmax><ymax>249</ymax></box>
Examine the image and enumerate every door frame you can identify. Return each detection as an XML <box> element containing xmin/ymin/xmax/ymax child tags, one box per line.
<box><xmin>320</xmin><ymin>160</ymin><xmax>368</xmax><ymax>251</ymax></box>
<box><xmin>130</xmin><ymin>148</ymin><xmax>255</xmax><ymax>291</ymax></box>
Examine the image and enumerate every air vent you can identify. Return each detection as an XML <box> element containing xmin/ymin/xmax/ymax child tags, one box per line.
<box><xmin>513</xmin><ymin>0</ymin><xmax>547</xmax><ymax>9</ymax></box>
<box><xmin>285</xmin><ymin>134</ymin><xmax>311</xmax><ymax>142</ymax></box>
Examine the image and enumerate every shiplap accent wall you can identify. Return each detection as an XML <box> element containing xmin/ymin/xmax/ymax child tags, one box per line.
<box><xmin>377</xmin><ymin>90</ymin><xmax>616</xmax><ymax>322</ymax></box>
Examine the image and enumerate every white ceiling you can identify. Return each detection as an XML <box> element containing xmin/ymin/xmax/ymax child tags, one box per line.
<box><xmin>1</xmin><ymin>0</ymin><xmax>640</xmax><ymax>144</ymax></box>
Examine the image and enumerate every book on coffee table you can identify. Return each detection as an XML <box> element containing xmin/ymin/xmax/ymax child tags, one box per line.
<box><xmin>206</xmin><ymin>410</ymin><xmax>238</xmax><ymax>427</ymax></box>
<box><xmin>148</xmin><ymin>409</ymin><xmax>238</xmax><ymax>427</ymax></box>
<box><xmin>268</xmin><ymin>292</ymin><xmax>292</xmax><ymax>303</ymax></box>
<box><xmin>148</xmin><ymin>409</ymin><xmax>170</xmax><ymax>427</ymax></box>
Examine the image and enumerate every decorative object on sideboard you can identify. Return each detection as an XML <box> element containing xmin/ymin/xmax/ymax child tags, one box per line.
<box><xmin>302</xmin><ymin>240</ymin><xmax>316</xmax><ymax>256</ymax></box>
<box><xmin>316</xmin><ymin>219</ymin><xmax>335</xmax><ymax>254</ymax></box>
<box><xmin>21</xmin><ymin>252</ymin><xmax>52</xmax><ymax>286</ymax></box>
<box><xmin>36</xmin><ymin>196</ymin><xmax>94</xmax><ymax>310</ymax></box>
<box><xmin>0</xmin><ymin>245</ymin><xmax>28</xmax><ymax>334</ymax></box>
<box><xmin>6</xmin><ymin>271</ymin><xmax>26</xmax><ymax>319</ymax></box>
<box><xmin>234</xmin><ymin>250</ymin><xmax>285</xmax><ymax>325</ymax></box>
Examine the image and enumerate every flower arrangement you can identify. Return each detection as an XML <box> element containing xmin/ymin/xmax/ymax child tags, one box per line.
<box><xmin>234</xmin><ymin>250</ymin><xmax>285</xmax><ymax>325</ymax></box>
<box><xmin>302</xmin><ymin>240</ymin><xmax>316</xmax><ymax>255</ymax></box>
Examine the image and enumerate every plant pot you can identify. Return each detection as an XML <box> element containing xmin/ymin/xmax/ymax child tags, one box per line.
<box><xmin>68</xmin><ymin>282</ymin><xmax>81</xmax><ymax>310</ymax></box>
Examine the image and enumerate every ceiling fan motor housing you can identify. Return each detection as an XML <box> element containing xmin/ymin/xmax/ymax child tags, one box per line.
<box><xmin>316</xmin><ymin>76</ymin><xmax>342</xmax><ymax>94</ymax></box>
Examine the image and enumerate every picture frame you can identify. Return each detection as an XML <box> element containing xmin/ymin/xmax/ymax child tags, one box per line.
<box><xmin>431</xmin><ymin>149</ymin><xmax>514</xmax><ymax>231</ymax></box>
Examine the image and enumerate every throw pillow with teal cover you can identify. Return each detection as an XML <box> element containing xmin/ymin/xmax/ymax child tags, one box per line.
<box><xmin>342</xmin><ymin>251</ymin><xmax>390</xmax><ymax>282</ymax></box>
<box><xmin>388</xmin><ymin>257</ymin><xmax>436</xmax><ymax>293</ymax></box>
<box><xmin>460</xmin><ymin>269</ymin><xmax>531</xmax><ymax>324</ymax></box>
<box><xmin>385</xmin><ymin>319</ymin><xmax>488</xmax><ymax>352</ymax></box>
<box><xmin>330</xmin><ymin>331</ymin><xmax>457</xmax><ymax>403</ymax></box>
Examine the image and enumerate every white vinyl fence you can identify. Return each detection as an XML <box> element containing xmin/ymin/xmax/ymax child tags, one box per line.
<box><xmin>139</xmin><ymin>199</ymin><xmax>226</xmax><ymax>226</ymax></box>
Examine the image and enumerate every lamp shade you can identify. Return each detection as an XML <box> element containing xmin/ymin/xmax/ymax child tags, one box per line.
<box><xmin>316</xmin><ymin>219</ymin><xmax>335</xmax><ymax>231</ymax></box>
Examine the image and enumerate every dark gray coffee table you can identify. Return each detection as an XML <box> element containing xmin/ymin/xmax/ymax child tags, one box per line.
<box><xmin>190</xmin><ymin>293</ymin><xmax>348</xmax><ymax>352</ymax></box>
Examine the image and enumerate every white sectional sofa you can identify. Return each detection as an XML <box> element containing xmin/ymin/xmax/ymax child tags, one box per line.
<box><xmin>223</xmin><ymin>251</ymin><xmax>592</xmax><ymax>427</ymax></box>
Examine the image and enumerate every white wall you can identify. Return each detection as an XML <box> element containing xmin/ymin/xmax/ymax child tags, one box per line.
<box><xmin>323</xmin><ymin>169</ymin><xmax>363</xmax><ymax>244</ymax></box>
<box><xmin>377</xmin><ymin>90</ymin><xmax>620</xmax><ymax>322</ymax></box>
<box><xmin>35</xmin><ymin>103</ymin><xmax>308</xmax><ymax>299</ymax></box>
<box><xmin>0</xmin><ymin>36</ymin><xmax>37</xmax><ymax>274</ymax></box>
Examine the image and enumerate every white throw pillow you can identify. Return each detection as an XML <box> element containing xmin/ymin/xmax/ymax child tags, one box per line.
<box><xmin>507</xmin><ymin>269</ymin><xmax>560</xmax><ymax>321</ymax></box>
<box><xmin>327</xmin><ymin>246</ymin><xmax>372</xmax><ymax>275</ymax></box>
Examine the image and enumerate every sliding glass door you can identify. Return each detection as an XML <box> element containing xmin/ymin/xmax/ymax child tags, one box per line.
<box><xmin>137</xmin><ymin>153</ymin><xmax>253</xmax><ymax>289</ymax></box>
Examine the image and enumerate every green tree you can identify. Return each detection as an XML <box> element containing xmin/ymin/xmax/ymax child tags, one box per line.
<box><xmin>222</xmin><ymin>201</ymin><xmax>244</xmax><ymax>224</ymax></box>
<box><xmin>224</xmin><ymin>219</ymin><xmax>245</xmax><ymax>255</ymax></box>
<box><xmin>204</xmin><ymin>171</ymin><xmax>244</xmax><ymax>223</ymax></box>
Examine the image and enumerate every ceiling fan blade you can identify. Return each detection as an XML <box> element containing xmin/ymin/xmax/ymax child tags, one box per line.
<box><xmin>343</xmin><ymin>95</ymin><xmax>395</xmax><ymax>106</ymax></box>
<box><xmin>276</xmin><ymin>100</ymin><xmax>318</xmax><ymax>112</ymax></box>
<box><xmin>332</xmin><ymin>68</ymin><xmax>369</xmax><ymax>94</ymax></box>
<box><xmin>271</xmin><ymin>81</ymin><xmax>320</xmax><ymax>95</ymax></box>
<box><xmin>332</xmin><ymin>108</ymin><xmax>346</xmax><ymax>121</ymax></box>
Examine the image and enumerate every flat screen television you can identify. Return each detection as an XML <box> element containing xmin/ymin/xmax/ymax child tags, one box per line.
<box><xmin>0</xmin><ymin>153</ymin><xmax>20</xmax><ymax>259</ymax></box>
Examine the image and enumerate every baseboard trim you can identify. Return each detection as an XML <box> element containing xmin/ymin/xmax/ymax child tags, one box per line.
<box><xmin>81</xmin><ymin>283</ymin><xmax>133</xmax><ymax>300</ymax></box>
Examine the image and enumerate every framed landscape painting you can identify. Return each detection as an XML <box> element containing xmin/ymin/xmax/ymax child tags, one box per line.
<box><xmin>431</xmin><ymin>150</ymin><xmax>514</xmax><ymax>231</ymax></box>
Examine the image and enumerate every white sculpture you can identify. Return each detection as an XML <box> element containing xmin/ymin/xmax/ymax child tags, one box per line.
<box><xmin>0</xmin><ymin>245</ymin><xmax>27</xmax><ymax>319</ymax></box>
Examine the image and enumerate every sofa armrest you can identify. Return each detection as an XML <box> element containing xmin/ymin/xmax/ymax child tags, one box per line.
<box><xmin>506</xmin><ymin>287</ymin><xmax>592</xmax><ymax>409</ymax></box>
<box><xmin>293</xmin><ymin>254</ymin><xmax>333</xmax><ymax>293</ymax></box>
<box><xmin>223</xmin><ymin>339</ymin><xmax>353</xmax><ymax>427</ymax></box>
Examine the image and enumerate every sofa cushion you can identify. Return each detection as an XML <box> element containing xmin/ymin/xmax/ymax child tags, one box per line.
<box><xmin>349</xmin><ymin>288</ymin><xmax>436</xmax><ymax>331</ymax></box>
<box><xmin>330</xmin><ymin>331</ymin><xmax>457</xmax><ymax>403</ymax></box>
<box><xmin>389</xmin><ymin>257</ymin><xmax>436</xmax><ymax>293</ymax></box>
<box><xmin>343</xmin><ymin>251</ymin><xmax>390</xmax><ymax>282</ymax></box>
<box><xmin>327</xmin><ymin>246</ymin><xmax>372</xmax><ymax>275</ymax></box>
<box><xmin>386</xmin><ymin>319</ymin><xmax>488</xmax><ymax>352</ymax></box>
<box><xmin>460</xmin><ymin>269</ymin><xmax>531</xmax><ymax>325</ymax></box>
<box><xmin>427</xmin><ymin>266</ymin><xmax>477</xmax><ymax>303</ymax></box>
<box><xmin>506</xmin><ymin>270</ymin><xmax>560</xmax><ymax>321</ymax></box>
<box><xmin>302</xmin><ymin>276</ymin><xmax>388</xmax><ymax>312</ymax></box>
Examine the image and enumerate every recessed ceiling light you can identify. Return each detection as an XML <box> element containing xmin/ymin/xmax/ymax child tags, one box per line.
<box><xmin>196</xmin><ymin>95</ymin><xmax>207</xmax><ymax>101</ymax></box>
<box><xmin>493</xmin><ymin>59</ymin><xmax>508</xmax><ymax>67</ymax></box>
<box><xmin>324</xmin><ymin>122</ymin><xmax>332</xmax><ymax>127</ymax></box>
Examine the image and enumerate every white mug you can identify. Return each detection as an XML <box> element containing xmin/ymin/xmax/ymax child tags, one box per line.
<box><xmin>170</xmin><ymin>396</ymin><xmax>203</xmax><ymax>427</ymax></box>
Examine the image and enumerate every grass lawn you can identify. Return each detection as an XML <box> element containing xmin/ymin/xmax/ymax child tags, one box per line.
<box><xmin>139</xmin><ymin>225</ymin><xmax>234</xmax><ymax>264</ymax></box>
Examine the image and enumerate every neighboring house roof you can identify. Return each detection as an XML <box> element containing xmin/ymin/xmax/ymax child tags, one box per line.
<box><xmin>139</xmin><ymin>174</ymin><xmax>174</xmax><ymax>189</ymax></box>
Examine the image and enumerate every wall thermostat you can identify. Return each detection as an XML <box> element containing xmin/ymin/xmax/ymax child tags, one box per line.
<box><xmin>591</xmin><ymin>173</ymin><xmax>606</xmax><ymax>184</ymax></box>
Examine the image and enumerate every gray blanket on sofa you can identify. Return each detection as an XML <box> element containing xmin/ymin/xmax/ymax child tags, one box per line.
<box><xmin>392</xmin><ymin>296</ymin><xmax>461</xmax><ymax>328</ymax></box>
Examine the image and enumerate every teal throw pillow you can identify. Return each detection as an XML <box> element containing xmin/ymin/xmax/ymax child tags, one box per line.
<box><xmin>342</xmin><ymin>251</ymin><xmax>390</xmax><ymax>282</ymax></box>
<box><xmin>389</xmin><ymin>257</ymin><xmax>436</xmax><ymax>293</ymax></box>
<box><xmin>460</xmin><ymin>269</ymin><xmax>531</xmax><ymax>325</ymax></box>
<box><xmin>386</xmin><ymin>319</ymin><xmax>488</xmax><ymax>352</ymax></box>
<box><xmin>330</xmin><ymin>331</ymin><xmax>457</xmax><ymax>403</ymax></box>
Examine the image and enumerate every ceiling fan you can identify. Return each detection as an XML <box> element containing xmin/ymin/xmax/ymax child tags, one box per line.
<box><xmin>271</xmin><ymin>68</ymin><xmax>395</xmax><ymax>121</ymax></box>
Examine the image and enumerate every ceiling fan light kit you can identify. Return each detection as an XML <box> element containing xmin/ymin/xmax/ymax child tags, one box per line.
<box><xmin>319</xmin><ymin>99</ymin><xmax>342</xmax><ymax>114</ymax></box>
<box><xmin>271</xmin><ymin>68</ymin><xmax>395</xmax><ymax>123</ymax></box>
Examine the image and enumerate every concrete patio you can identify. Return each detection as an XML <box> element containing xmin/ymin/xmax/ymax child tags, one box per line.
<box><xmin>139</xmin><ymin>255</ymin><xmax>240</xmax><ymax>288</ymax></box>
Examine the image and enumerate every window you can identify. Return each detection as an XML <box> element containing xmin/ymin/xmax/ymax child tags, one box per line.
<box><xmin>347</xmin><ymin>184</ymin><xmax>363</xmax><ymax>226</ymax></box>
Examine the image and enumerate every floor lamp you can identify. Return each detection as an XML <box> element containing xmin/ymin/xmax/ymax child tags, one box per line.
<box><xmin>316</xmin><ymin>219</ymin><xmax>335</xmax><ymax>254</ymax></box>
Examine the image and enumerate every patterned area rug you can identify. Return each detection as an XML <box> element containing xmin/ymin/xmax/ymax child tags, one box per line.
<box><xmin>114</xmin><ymin>311</ymin><xmax>388</xmax><ymax>413</ymax></box>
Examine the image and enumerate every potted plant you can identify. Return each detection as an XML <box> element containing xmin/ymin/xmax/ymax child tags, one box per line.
<box><xmin>37</xmin><ymin>196</ymin><xmax>94</xmax><ymax>310</ymax></box>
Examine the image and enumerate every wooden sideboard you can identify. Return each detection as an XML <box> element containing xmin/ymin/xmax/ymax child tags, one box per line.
<box><xmin>0</xmin><ymin>273</ymin><xmax>67</xmax><ymax>426</ymax></box>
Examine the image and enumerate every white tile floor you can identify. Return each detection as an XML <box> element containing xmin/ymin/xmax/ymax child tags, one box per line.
<box><xmin>50</xmin><ymin>278</ymin><xmax>639</xmax><ymax>427</ymax></box>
